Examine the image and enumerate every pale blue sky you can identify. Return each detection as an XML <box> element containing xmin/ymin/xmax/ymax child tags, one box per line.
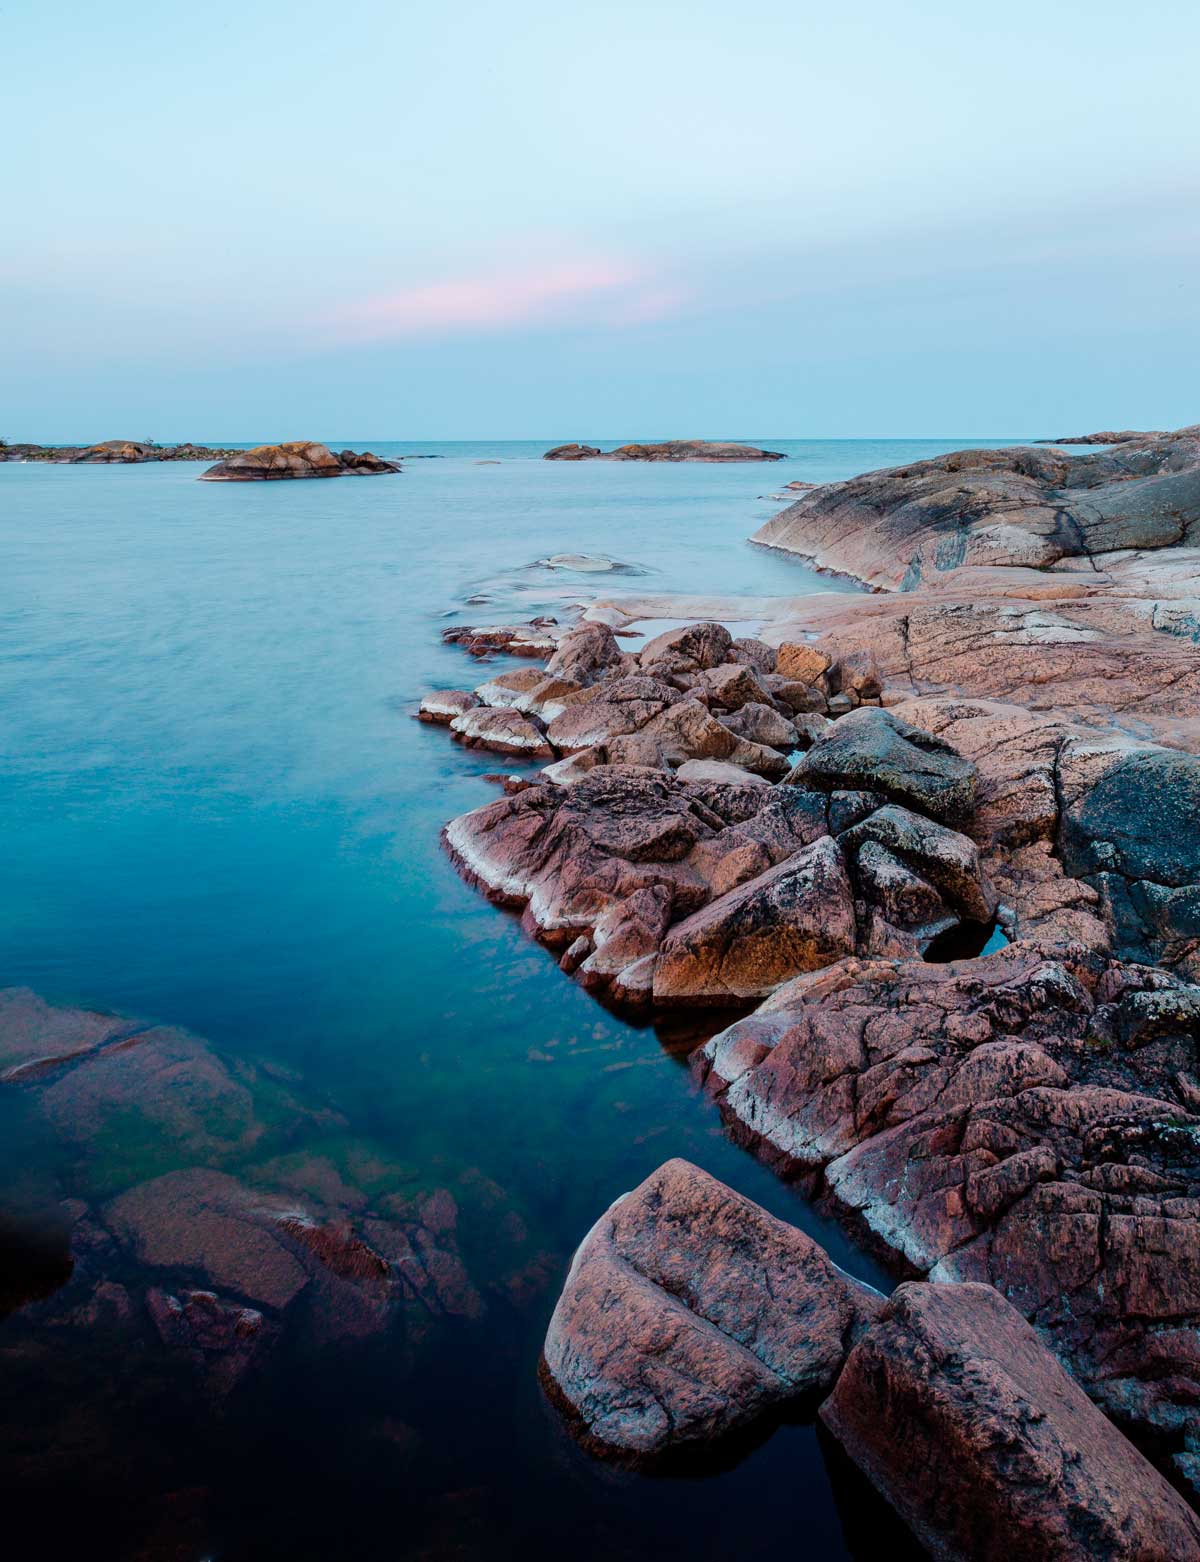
<box><xmin>4</xmin><ymin>0</ymin><xmax>1197</xmax><ymax>438</ymax></box>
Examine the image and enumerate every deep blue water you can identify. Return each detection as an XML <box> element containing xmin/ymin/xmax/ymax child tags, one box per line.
<box><xmin>0</xmin><ymin>440</ymin><xmax>1022</xmax><ymax>1560</ymax></box>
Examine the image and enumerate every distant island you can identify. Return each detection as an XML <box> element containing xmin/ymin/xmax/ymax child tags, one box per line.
<box><xmin>544</xmin><ymin>440</ymin><xmax>786</xmax><ymax>462</ymax></box>
<box><xmin>1</xmin><ymin>438</ymin><xmax>241</xmax><ymax>463</ymax></box>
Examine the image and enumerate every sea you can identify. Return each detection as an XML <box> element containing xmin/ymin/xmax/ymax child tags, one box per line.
<box><xmin>0</xmin><ymin>439</ymin><xmax>1027</xmax><ymax>1561</ymax></box>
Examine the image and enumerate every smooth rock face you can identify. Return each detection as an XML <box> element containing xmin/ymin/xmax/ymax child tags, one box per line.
<box><xmin>753</xmin><ymin>426</ymin><xmax>1200</xmax><ymax>589</ymax></box>
<box><xmin>821</xmin><ymin>1281</ymin><xmax>1200</xmax><ymax>1562</ymax></box>
<box><xmin>544</xmin><ymin>440</ymin><xmax>786</xmax><ymax>462</ymax></box>
<box><xmin>541</xmin><ymin>1158</ymin><xmax>881</xmax><ymax>1459</ymax></box>
<box><xmin>198</xmin><ymin>441</ymin><xmax>401</xmax><ymax>480</ymax></box>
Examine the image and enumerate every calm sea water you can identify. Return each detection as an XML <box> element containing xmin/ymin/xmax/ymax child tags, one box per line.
<box><xmin>0</xmin><ymin>440</ymin><xmax>1021</xmax><ymax>1561</ymax></box>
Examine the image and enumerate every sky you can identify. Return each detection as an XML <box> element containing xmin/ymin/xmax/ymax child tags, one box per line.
<box><xmin>3</xmin><ymin>0</ymin><xmax>1198</xmax><ymax>439</ymax></box>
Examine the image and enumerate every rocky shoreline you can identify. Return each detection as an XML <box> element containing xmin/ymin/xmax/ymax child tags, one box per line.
<box><xmin>419</xmin><ymin>424</ymin><xmax>1200</xmax><ymax>1556</ymax></box>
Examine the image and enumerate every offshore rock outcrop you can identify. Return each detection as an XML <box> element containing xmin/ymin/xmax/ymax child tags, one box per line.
<box><xmin>1036</xmin><ymin>429</ymin><xmax>1167</xmax><ymax>445</ymax></box>
<box><xmin>544</xmin><ymin>440</ymin><xmax>786</xmax><ymax>462</ymax></box>
<box><xmin>198</xmin><ymin>441</ymin><xmax>401</xmax><ymax>480</ymax></box>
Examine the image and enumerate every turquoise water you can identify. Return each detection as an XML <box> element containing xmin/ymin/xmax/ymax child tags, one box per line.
<box><xmin>0</xmin><ymin>440</ymin><xmax>1019</xmax><ymax>1560</ymax></box>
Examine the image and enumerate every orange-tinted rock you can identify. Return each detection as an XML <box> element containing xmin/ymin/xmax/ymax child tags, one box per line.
<box><xmin>653</xmin><ymin>837</ymin><xmax>856</xmax><ymax>1004</ymax></box>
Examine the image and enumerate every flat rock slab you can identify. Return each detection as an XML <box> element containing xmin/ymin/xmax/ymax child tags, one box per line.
<box><xmin>0</xmin><ymin>987</ymin><xmax>133</xmax><ymax>1081</ymax></box>
<box><xmin>821</xmin><ymin>1281</ymin><xmax>1200</xmax><ymax>1562</ymax></box>
<box><xmin>542</xmin><ymin>1158</ymin><xmax>880</xmax><ymax>1460</ymax></box>
<box><xmin>105</xmin><ymin>1169</ymin><xmax>310</xmax><ymax>1311</ymax></box>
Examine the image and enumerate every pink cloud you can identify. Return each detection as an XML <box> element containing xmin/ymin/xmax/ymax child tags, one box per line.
<box><xmin>330</xmin><ymin>259</ymin><xmax>689</xmax><ymax>340</ymax></box>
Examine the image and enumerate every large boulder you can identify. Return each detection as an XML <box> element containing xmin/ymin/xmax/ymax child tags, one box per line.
<box><xmin>540</xmin><ymin>1159</ymin><xmax>881</xmax><ymax>1460</ymax></box>
<box><xmin>198</xmin><ymin>442</ymin><xmax>400</xmax><ymax>480</ymax></box>
<box><xmin>718</xmin><ymin>701</ymin><xmax>799</xmax><ymax>751</ymax></box>
<box><xmin>789</xmin><ymin>706</ymin><xmax>978</xmax><ymax>826</ymax></box>
<box><xmin>1059</xmin><ymin>742</ymin><xmax>1200</xmax><ymax>974</ymax></box>
<box><xmin>544</xmin><ymin>620</ymin><xmax>624</xmax><ymax>685</ymax></box>
<box><xmin>639</xmin><ymin>621</ymin><xmax>733</xmax><ymax>676</ymax></box>
<box><xmin>821</xmin><ymin>1281</ymin><xmax>1200</xmax><ymax>1562</ymax></box>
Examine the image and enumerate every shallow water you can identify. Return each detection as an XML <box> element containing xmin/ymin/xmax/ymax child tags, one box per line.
<box><xmin>0</xmin><ymin>439</ymin><xmax>1020</xmax><ymax>1560</ymax></box>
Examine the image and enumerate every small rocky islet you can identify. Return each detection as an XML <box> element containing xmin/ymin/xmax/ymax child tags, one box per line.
<box><xmin>416</xmin><ymin>423</ymin><xmax>1200</xmax><ymax>1558</ymax></box>
<box><xmin>543</xmin><ymin>439</ymin><xmax>786</xmax><ymax>461</ymax></box>
<box><xmin>197</xmin><ymin>440</ymin><xmax>401</xmax><ymax>480</ymax></box>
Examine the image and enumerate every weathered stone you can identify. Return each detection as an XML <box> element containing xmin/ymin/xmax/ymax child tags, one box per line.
<box><xmin>541</xmin><ymin>1159</ymin><xmax>880</xmax><ymax>1459</ymax></box>
<box><xmin>821</xmin><ymin>1281</ymin><xmax>1200</xmax><ymax>1562</ymax></box>
<box><xmin>639</xmin><ymin>621</ymin><xmax>733</xmax><ymax>675</ymax></box>
<box><xmin>417</xmin><ymin>689</ymin><xmax>480</xmax><ymax>724</ymax></box>
<box><xmin>199</xmin><ymin>441</ymin><xmax>400</xmax><ymax>480</ymax></box>
<box><xmin>699</xmin><ymin>662</ymin><xmax>770</xmax><ymax>711</ymax></box>
<box><xmin>840</xmin><ymin>803</ymin><xmax>996</xmax><ymax>923</ymax></box>
<box><xmin>791</xmin><ymin>706</ymin><xmax>978</xmax><ymax>825</ymax></box>
<box><xmin>718</xmin><ymin>701</ymin><xmax>798</xmax><ymax>751</ymax></box>
<box><xmin>449</xmin><ymin>707</ymin><xmax>554</xmax><ymax>759</ymax></box>
<box><xmin>544</xmin><ymin>620</ymin><xmax>623</xmax><ymax>685</ymax></box>
<box><xmin>754</xmin><ymin>427</ymin><xmax>1200</xmax><ymax>589</ymax></box>
<box><xmin>653</xmin><ymin>837</ymin><xmax>856</xmax><ymax>1004</ymax></box>
<box><xmin>776</xmin><ymin>643</ymin><xmax>833</xmax><ymax>685</ymax></box>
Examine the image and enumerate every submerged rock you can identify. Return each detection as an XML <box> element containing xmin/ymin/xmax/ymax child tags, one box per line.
<box><xmin>541</xmin><ymin>1158</ymin><xmax>881</xmax><ymax>1460</ymax></box>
